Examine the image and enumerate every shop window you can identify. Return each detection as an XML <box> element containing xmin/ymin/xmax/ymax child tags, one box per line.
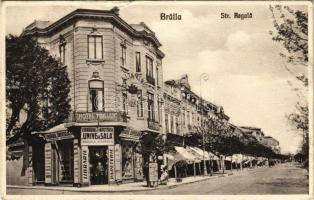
<box><xmin>88</xmin><ymin>35</ymin><xmax>103</xmax><ymax>59</ymax></box>
<box><xmin>137</xmin><ymin>90</ymin><xmax>143</xmax><ymax>117</ymax></box>
<box><xmin>122</xmin><ymin>142</ymin><xmax>134</xmax><ymax>180</ymax></box>
<box><xmin>135</xmin><ymin>52</ymin><xmax>141</xmax><ymax>72</ymax></box>
<box><xmin>147</xmin><ymin>92</ymin><xmax>155</xmax><ymax>122</ymax></box>
<box><xmin>89</xmin><ymin>80</ymin><xmax>104</xmax><ymax>112</ymax></box>
<box><xmin>57</xmin><ymin>140</ymin><xmax>74</xmax><ymax>182</ymax></box>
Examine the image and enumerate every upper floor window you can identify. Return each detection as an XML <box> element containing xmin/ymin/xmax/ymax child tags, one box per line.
<box><xmin>136</xmin><ymin>52</ymin><xmax>141</xmax><ymax>72</ymax></box>
<box><xmin>146</xmin><ymin>56</ymin><xmax>154</xmax><ymax>85</ymax></box>
<box><xmin>147</xmin><ymin>92</ymin><xmax>155</xmax><ymax>122</ymax></box>
<box><xmin>88</xmin><ymin>80</ymin><xmax>104</xmax><ymax>112</ymax></box>
<box><xmin>122</xmin><ymin>92</ymin><xmax>128</xmax><ymax>115</ymax></box>
<box><xmin>165</xmin><ymin>114</ymin><xmax>169</xmax><ymax>133</ymax></box>
<box><xmin>137</xmin><ymin>90</ymin><xmax>143</xmax><ymax>117</ymax></box>
<box><xmin>170</xmin><ymin>115</ymin><xmax>174</xmax><ymax>134</ymax></box>
<box><xmin>59</xmin><ymin>43</ymin><xmax>66</xmax><ymax>65</ymax></box>
<box><xmin>121</xmin><ymin>44</ymin><xmax>127</xmax><ymax>66</ymax></box>
<box><xmin>88</xmin><ymin>35</ymin><xmax>103</xmax><ymax>59</ymax></box>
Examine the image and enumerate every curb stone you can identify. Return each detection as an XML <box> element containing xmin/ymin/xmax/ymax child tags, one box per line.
<box><xmin>7</xmin><ymin>171</ymin><xmax>241</xmax><ymax>193</ymax></box>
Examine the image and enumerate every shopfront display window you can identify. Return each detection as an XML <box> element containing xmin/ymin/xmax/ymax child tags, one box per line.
<box><xmin>57</xmin><ymin>140</ymin><xmax>74</xmax><ymax>182</ymax></box>
<box><xmin>89</xmin><ymin>146</ymin><xmax>108</xmax><ymax>185</ymax></box>
<box><xmin>122</xmin><ymin>142</ymin><xmax>134</xmax><ymax>180</ymax></box>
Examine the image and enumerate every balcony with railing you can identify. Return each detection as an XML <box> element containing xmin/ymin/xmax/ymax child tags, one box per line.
<box><xmin>68</xmin><ymin>111</ymin><xmax>128</xmax><ymax>123</ymax></box>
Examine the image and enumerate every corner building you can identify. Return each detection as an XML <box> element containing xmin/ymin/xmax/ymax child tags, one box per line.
<box><xmin>22</xmin><ymin>8</ymin><xmax>165</xmax><ymax>186</ymax></box>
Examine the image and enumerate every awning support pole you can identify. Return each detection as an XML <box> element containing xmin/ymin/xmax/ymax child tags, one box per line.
<box><xmin>193</xmin><ymin>161</ymin><xmax>196</xmax><ymax>177</ymax></box>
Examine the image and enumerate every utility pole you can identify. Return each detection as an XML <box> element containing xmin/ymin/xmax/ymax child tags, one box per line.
<box><xmin>200</xmin><ymin>73</ymin><xmax>209</xmax><ymax>176</ymax></box>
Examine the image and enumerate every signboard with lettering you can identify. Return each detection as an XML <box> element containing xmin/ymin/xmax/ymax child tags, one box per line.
<box><xmin>81</xmin><ymin>127</ymin><xmax>114</xmax><ymax>145</ymax></box>
<box><xmin>149</xmin><ymin>162</ymin><xmax>158</xmax><ymax>182</ymax></box>
<box><xmin>44</xmin><ymin>143</ymin><xmax>52</xmax><ymax>184</ymax></box>
<box><xmin>114</xmin><ymin>144</ymin><xmax>122</xmax><ymax>181</ymax></box>
<box><xmin>108</xmin><ymin>145</ymin><xmax>115</xmax><ymax>183</ymax></box>
<box><xmin>43</xmin><ymin>131</ymin><xmax>74</xmax><ymax>142</ymax></box>
<box><xmin>73</xmin><ymin>139</ymin><xmax>80</xmax><ymax>184</ymax></box>
<box><xmin>75</xmin><ymin>112</ymin><xmax>124</xmax><ymax>122</ymax></box>
<box><xmin>81</xmin><ymin>146</ymin><xmax>89</xmax><ymax>185</ymax></box>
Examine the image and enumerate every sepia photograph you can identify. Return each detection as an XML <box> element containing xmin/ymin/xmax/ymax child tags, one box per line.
<box><xmin>1</xmin><ymin>1</ymin><xmax>312</xmax><ymax>198</ymax></box>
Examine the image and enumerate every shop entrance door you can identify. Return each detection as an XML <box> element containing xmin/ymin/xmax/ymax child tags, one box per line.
<box><xmin>89</xmin><ymin>146</ymin><xmax>108</xmax><ymax>185</ymax></box>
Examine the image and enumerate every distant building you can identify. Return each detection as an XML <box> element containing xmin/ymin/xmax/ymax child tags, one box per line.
<box><xmin>262</xmin><ymin>136</ymin><xmax>281</xmax><ymax>154</ymax></box>
<box><xmin>240</xmin><ymin>126</ymin><xmax>265</xmax><ymax>142</ymax></box>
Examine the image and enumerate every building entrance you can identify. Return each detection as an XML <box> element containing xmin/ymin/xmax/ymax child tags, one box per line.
<box><xmin>89</xmin><ymin>146</ymin><xmax>108</xmax><ymax>185</ymax></box>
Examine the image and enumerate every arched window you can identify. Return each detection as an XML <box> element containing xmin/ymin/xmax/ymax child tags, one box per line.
<box><xmin>88</xmin><ymin>79</ymin><xmax>104</xmax><ymax>112</ymax></box>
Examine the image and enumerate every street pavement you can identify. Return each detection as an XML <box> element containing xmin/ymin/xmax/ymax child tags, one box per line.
<box><xmin>6</xmin><ymin>162</ymin><xmax>308</xmax><ymax>195</ymax></box>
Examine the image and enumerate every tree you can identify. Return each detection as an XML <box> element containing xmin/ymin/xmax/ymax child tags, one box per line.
<box><xmin>6</xmin><ymin>34</ymin><xmax>71</xmax><ymax>174</ymax></box>
<box><xmin>269</xmin><ymin>5</ymin><xmax>308</xmax><ymax>167</ymax></box>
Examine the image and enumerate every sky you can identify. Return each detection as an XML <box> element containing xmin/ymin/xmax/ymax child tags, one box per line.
<box><xmin>4</xmin><ymin>2</ymin><xmax>309</xmax><ymax>154</ymax></box>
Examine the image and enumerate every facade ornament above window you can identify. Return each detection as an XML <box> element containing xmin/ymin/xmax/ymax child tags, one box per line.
<box><xmin>91</xmin><ymin>71</ymin><xmax>100</xmax><ymax>79</ymax></box>
<box><xmin>120</xmin><ymin>39</ymin><xmax>127</xmax><ymax>47</ymax></box>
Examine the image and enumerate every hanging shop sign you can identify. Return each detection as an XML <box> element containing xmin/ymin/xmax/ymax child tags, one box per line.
<box><xmin>43</xmin><ymin>131</ymin><xmax>74</xmax><ymax>142</ymax></box>
<box><xmin>114</xmin><ymin>144</ymin><xmax>122</xmax><ymax>181</ymax></box>
<box><xmin>149</xmin><ymin>162</ymin><xmax>158</xmax><ymax>182</ymax></box>
<box><xmin>44</xmin><ymin>143</ymin><xmax>52</xmax><ymax>184</ymax></box>
<box><xmin>108</xmin><ymin>145</ymin><xmax>115</xmax><ymax>183</ymax></box>
<box><xmin>81</xmin><ymin>127</ymin><xmax>114</xmax><ymax>145</ymax></box>
<box><xmin>81</xmin><ymin>146</ymin><xmax>89</xmax><ymax>185</ymax></box>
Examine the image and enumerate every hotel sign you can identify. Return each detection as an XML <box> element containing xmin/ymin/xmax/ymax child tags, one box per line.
<box><xmin>74</xmin><ymin>112</ymin><xmax>126</xmax><ymax>122</ymax></box>
<box><xmin>81</xmin><ymin>127</ymin><xmax>114</xmax><ymax>145</ymax></box>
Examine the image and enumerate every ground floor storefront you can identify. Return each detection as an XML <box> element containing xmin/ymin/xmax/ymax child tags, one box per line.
<box><xmin>28</xmin><ymin>125</ymin><xmax>158</xmax><ymax>187</ymax></box>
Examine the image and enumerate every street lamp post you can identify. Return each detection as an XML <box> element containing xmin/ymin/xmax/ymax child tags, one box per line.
<box><xmin>200</xmin><ymin>73</ymin><xmax>209</xmax><ymax>176</ymax></box>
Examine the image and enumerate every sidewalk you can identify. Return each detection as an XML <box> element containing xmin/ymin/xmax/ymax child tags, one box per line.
<box><xmin>7</xmin><ymin>168</ymin><xmax>248</xmax><ymax>193</ymax></box>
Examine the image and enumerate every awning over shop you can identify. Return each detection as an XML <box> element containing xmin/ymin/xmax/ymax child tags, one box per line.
<box><xmin>33</xmin><ymin>123</ymin><xmax>74</xmax><ymax>142</ymax></box>
<box><xmin>166</xmin><ymin>146</ymin><xmax>202</xmax><ymax>170</ymax></box>
<box><xmin>35</xmin><ymin>123</ymin><xmax>68</xmax><ymax>134</ymax></box>
<box><xmin>189</xmin><ymin>146</ymin><xmax>219</xmax><ymax>160</ymax></box>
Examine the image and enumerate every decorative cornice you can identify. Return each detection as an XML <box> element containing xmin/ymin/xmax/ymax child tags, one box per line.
<box><xmin>21</xmin><ymin>9</ymin><xmax>164</xmax><ymax>53</ymax></box>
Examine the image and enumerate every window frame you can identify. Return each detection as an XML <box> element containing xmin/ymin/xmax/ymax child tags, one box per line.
<box><xmin>121</xmin><ymin>44</ymin><xmax>127</xmax><ymax>66</ymax></box>
<box><xmin>88</xmin><ymin>79</ymin><xmax>104</xmax><ymax>112</ymax></box>
<box><xmin>87</xmin><ymin>35</ymin><xmax>103</xmax><ymax>59</ymax></box>
<box><xmin>137</xmin><ymin>90</ymin><xmax>144</xmax><ymax>117</ymax></box>
<box><xmin>135</xmin><ymin>52</ymin><xmax>141</xmax><ymax>72</ymax></box>
<box><xmin>147</xmin><ymin>92</ymin><xmax>155</xmax><ymax>122</ymax></box>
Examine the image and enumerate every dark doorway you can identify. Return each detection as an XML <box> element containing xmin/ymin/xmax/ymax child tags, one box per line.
<box><xmin>89</xmin><ymin>146</ymin><xmax>108</xmax><ymax>185</ymax></box>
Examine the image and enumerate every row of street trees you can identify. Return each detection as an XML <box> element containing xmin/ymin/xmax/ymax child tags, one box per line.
<box><xmin>270</xmin><ymin>5</ymin><xmax>308</xmax><ymax>168</ymax></box>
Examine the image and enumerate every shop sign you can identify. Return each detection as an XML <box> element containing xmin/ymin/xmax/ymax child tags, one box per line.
<box><xmin>81</xmin><ymin>146</ymin><xmax>89</xmax><ymax>184</ymax></box>
<box><xmin>44</xmin><ymin>143</ymin><xmax>52</xmax><ymax>184</ymax></box>
<box><xmin>108</xmin><ymin>146</ymin><xmax>115</xmax><ymax>183</ymax></box>
<box><xmin>43</xmin><ymin>131</ymin><xmax>74</xmax><ymax>142</ymax></box>
<box><xmin>73</xmin><ymin>139</ymin><xmax>80</xmax><ymax>184</ymax></box>
<box><xmin>81</xmin><ymin>127</ymin><xmax>114</xmax><ymax>145</ymax></box>
<box><xmin>114</xmin><ymin>144</ymin><xmax>122</xmax><ymax>181</ymax></box>
<box><xmin>149</xmin><ymin>162</ymin><xmax>158</xmax><ymax>182</ymax></box>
